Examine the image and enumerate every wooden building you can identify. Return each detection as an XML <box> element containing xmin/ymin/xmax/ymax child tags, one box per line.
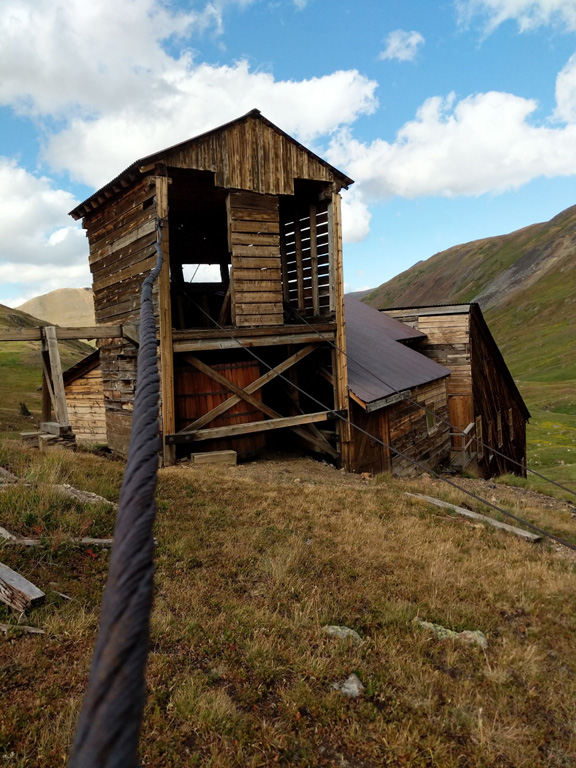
<box><xmin>63</xmin><ymin>350</ymin><xmax>107</xmax><ymax>444</ymax></box>
<box><xmin>69</xmin><ymin>110</ymin><xmax>352</xmax><ymax>465</ymax></box>
<box><xmin>380</xmin><ymin>304</ymin><xmax>530</xmax><ymax>477</ymax></box>
<box><xmin>345</xmin><ymin>298</ymin><xmax>451</xmax><ymax>476</ymax></box>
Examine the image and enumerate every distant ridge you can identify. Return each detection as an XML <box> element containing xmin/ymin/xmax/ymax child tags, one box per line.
<box><xmin>362</xmin><ymin>204</ymin><xmax>576</xmax><ymax>383</ymax></box>
<box><xmin>17</xmin><ymin>287</ymin><xmax>95</xmax><ymax>327</ymax></box>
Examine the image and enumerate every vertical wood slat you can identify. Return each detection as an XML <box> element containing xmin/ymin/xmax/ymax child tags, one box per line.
<box><xmin>294</xmin><ymin>214</ymin><xmax>305</xmax><ymax>312</ymax></box>
<box><xmin>309</xmin><ymin>203</ymin><xmax>319</xmax><ymax>316</ymax></box>
<box><xmin>156</xmin><ymin>175</ymin><xmax>176</xmax><ymax>465</ymax></box>
<box><xmin>44</xmin><ymin>326</ymin><xmax>69</xmax><ymax>426</ymax></box>
<box><xmin>41</xmin><ymin>340</ymin><xmax>52</xmax><ymax>423</ymax></box>
<box><xmin>327</xmin><ymin>198</ymin><xmax>336</xmax><ymax>313</ymax></box>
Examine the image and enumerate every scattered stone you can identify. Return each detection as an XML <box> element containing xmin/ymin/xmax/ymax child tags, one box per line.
<box><xmin>331</xmin><ymin>673</ymin><xmax>364</xmax><ymax>698</ymax></box>
<box><xmin>322</xmin><ymin>625</ymin><xmax>363</xmax><ymax>644</ymax></box>
<box><xmin>414</xmin><ymin>618</ymin><xmax>488</xmax><ymax>649</ymax></box>
<box><xmin>0</xmin><ymin>467</ymin><xmax>19</xmax><ymax>484</ymax></box>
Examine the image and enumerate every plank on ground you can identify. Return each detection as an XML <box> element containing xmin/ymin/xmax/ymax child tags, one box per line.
<box><xmin>0</xmin><ymin>562</ymin><xmax>45</xmax><ymax>612</ymax></box>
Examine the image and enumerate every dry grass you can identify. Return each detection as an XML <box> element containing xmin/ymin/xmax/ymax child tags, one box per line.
<box><xmin>1</xmin><ymin>447</ymin><xmax>576</xmax><ymax>766</ymax></box>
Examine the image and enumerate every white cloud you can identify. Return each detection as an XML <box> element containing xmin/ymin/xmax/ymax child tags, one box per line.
<box><xmin>457</xmin><ymin>0</ymin><xmax>576</xmax><ymax>31</ymax></box>
<box><xmin>46</xmin><ymin>64</ymin><xmax>378</xmax><ymax>187</ymax></box>
<box><xmin>379</xmin><ymin>30</ymin><xmax>425</xmax><ymax>62</ymax></box>
<box><xmin>327</xmin><ymin>88</ymin><xmax>576</xmax><ymax>200</ymax></box>
<box><xmin>0</xmin><ymin>159</ymin><xmax>90</xmax><ymax>303</ymax></box>
<box><xmin>340</xmin><ymin>188</ymin><xmax>372</xmax><ymax>243</ymax></box>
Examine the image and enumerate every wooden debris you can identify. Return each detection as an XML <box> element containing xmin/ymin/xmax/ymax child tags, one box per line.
<box><xmin>0</xmin><ymin>562</ymin><xmax>45</xmax><ymax>612</ymax></box>
<box><xmin>0</xmin><ymin>467</ymin><xmax>19</xmax><ymax>484</ymax></box>
<box><xmin>0</xmin><ymin>526</ymin><xmax>113</xmax><ymax>548</ymax></box>
<box><xmin>40</xmin><ymin>422</ymin><xmax>73</xmax><ymax>436</ymax></box>
<box><xmin>189</xmin><ymin>451</ymin><xmax>237</xmax><ymax>466</ymax></box>
<box><xmin>53</xmin><ymin>484</ymin><xmax>118</xmax><ymax>509</ymax></box>
<box><xmin>0</xmin><ymin>622</ymin><xmax>45</xmax><ymax>635</ymax></box>
<box><xmin>405</xmin><ymin>492</ymin><xmax>541</xmax><ymax>542</ymax></box>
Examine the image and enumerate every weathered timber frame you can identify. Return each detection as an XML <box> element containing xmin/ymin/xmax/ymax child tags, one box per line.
<box><xmin>68</xmin><ymin>110</ymin><xmax>353</xmax><ymax>467</ymax></box>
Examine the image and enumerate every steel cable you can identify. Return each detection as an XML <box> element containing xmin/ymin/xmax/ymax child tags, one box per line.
<box><xmin>68</xmin><ymin>215</ymin><xmax>165</xmax><ymax>768</ymax></box>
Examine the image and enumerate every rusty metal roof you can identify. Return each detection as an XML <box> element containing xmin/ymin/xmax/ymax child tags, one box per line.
<box><xmin>345</xmin><ymin>297</ymin><xmax>450</xmax><ymax>408</ymax></box>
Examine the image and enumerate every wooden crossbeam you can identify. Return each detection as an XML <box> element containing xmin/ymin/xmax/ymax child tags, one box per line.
<box><xmin>0</xmin><ymin>326</ymin><xmax>124</xmax><ymax>342</ymax></box>
<box><xmin>180</xmin><ymin>352</ymin><xmax>340</xmax><ymax>456</ymax></box>
<box><xmin>177</xmin><ymin>344</ymin><xmax>319</xmax><ymax>433</ymax></box>
<box><xmin>166</xmin><ymin>410</ymin><xmax>345</xmax><ymax>444</ymax></box>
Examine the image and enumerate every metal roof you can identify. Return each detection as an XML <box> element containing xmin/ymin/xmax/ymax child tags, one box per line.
<box><xmin>345</xmin><ymin>297</ymin><xmax>450</xmax><ymax>408</ymax></box>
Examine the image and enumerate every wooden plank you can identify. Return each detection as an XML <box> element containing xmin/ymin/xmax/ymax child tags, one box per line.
<box><xmin>405</xmin><ymin>493</ymin><xmax>541</xmax><ymax>542</ymax></box>
<box><xmin>233</xmin><ymin>279</ymin><xmax>284</xmax><ymax>292</ymax></box>
<box><xmin>230</xmin><ymin>233</ymin><xmax>279</xmax><ymax>246</ymax></box>
<box><xmin>44</xmin><ymin>326</ymin><xmax>69</xmax><ymax>426</ymax></box>
<box><xmin>235</xmin><ymin>314</ymin><xmax>282</xmax><ymax>327</ymax></box>
<box><xmin>0</xmin><ymin>562</ymin><xmax>45</xmax><ymax>612</ymax></box>
<box><xmin>232</xmin><ymin>245</ymin><xmax>280</xmax><ymax>259</ymax></box>
<box><xmin>232</xmin><ymin>267</ymin><xmax>282</xmax><ymax>281</ymax></box>
<box><xmin>155</xmin><ymin>175</ymin><xmax>176</xmax><ymax>465</ymax></box>
<box><xmin>231</xmin><ymin>220</ymin><xmax>280</xmax><ymax>234</ymax></box>
<box><xmin>167</xmin><ymin>409</ymin><xmax>345</xmax><ymax>443</ymax></box>
<box><xmin>309</xmin><ymin>203</ymin><xmax>320</xmax><ymax>315</ymax></box>
<box><xmin>294</xmin><ymin>217</ymin><xmax>305</xmax><ymax>311</ymax></box>
<box><xmin>178</xmin><ymin>344</ymin><xmax>318</xmax><ymax>432</ymax></box>
<box><xmin>230</xmin><ymin>191</ymin><xmax>278</xmax><ymax>211</ymax></box>
<box><xmin>173</xmin><ymin>331</ymin><xmax>334</xmax><ymax>352</ymax></box>
<box><xmin>235</xmin><ymin>303</ymin><xmax>283</xmax><ymax>315</ymax></box>
<box><xmin>231</xmin><ymin>257</ymin><xmax>281</xmax><ymax>270</ymax></box>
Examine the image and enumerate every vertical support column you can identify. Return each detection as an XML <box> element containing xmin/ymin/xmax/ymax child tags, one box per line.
<box><xmin>155</xmin><ymin>174</ymin><xmax>176</xmax><ymax>465</ymax></box>
<box><xmin>44</xmin><ymin>326</ymin><xmax>69</xmax><ymax>426</ymax></box>
<box><xmin>41</xmin><ymin>338</ymin><xmax>52</xmax><ymax>423</ymax></box>
<box><xmin>309</xmin><ymin>203</ymin><xmax>320</xmax><ymax>317</ymax></box>
<box><xmin>330</xmin><ymin>193</ymin><xmax>352</xmax><ymax>470</ymax></box>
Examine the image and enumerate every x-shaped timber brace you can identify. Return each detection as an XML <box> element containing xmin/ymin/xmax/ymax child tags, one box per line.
<box><xmin>165</xmin><ymin>343</ymin><xmax>341</xmax><ymax>458</ymax></box>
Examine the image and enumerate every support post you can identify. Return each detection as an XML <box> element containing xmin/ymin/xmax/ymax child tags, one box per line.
<box><xmin>41</xmin><ymin>339</ymin><xmax>52</xmax><ymax>423</ymax></box>
<box><xmin>330</xmin><ymin>193</ymin><xmax>352</xmax><ymax>469</ymax></box>
<box><xmin>44</xmin><ymin>326</ymin><xmax>69</xmax><ymax>426</ymax></box>
<box><xmin>155</xmin><ymin>174</ymin><xmax>176</xmax><ymax>465</ymax></box>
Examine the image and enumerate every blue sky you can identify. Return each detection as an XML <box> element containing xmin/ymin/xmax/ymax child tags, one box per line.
<box><xmin>3</xmin><ymin>0</ymin><xmax>576</xmax><ymax>305</ymax></box>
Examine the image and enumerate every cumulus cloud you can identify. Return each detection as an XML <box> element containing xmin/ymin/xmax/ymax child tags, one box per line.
<box><xmin>46</xmin><ymin>65</ymin><xmax>378</xmax><ymax>187</ymax></box>
<box><xmin>379</xmin><ymin>30</ymin><xmax>425</xmax><ymax>62</ymax></box>
<box><xmin>327</xmin><ymin>89</ymin><xmax>576</xmax><ymax>200</ymax></box>
<box><xmin>457</xmin><ymin>0</ymin><xmax>576</xmax><ymax>31</ymax></box>
<box><xmin>0</xmin><ymin>159</ymin><xmax>90</xmax><ymax>303</ymax></box>
<box><xmin>340</xmin><ymin>188</ymin><xmax>372</xmax><ymax>243</ymax></box>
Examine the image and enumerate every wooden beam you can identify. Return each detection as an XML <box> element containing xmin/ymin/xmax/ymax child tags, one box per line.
<box><xmin>44</xmin><ymin>326</ymin><xmax>69</xmax><ymax>426</ymax></box>
<box><xmin>178</xmin><ymin>344</ymin><xmax>319</xmax><ymax>432</ymax></box>
<box><xmin>0</xmin><ymin>326</ymin><xmax>124</xmax><ymax>342</ymax></box>
<box><xmin>309</xmin><ymin>203</ymin><xmax>320</xmax><ymax>316</ymax></box>
<box><xmin>0</xmin><ymin>562</ymin><xmax>45</xmax><ymax>613</ymax></box>
<box><xmin>405</xmin><ymin>493</ymin><xmax>541</xmax><ymax>542</ymax></box>
<box><xmin>156</xmin><ymin>175</ymin><xmax>176</xmax><ymax>465</ymax></box>
<box><xmin>172</xmin><ymin>323</ymin><xmax>336</xmax><ymax>341</ymax></box>
<box><xmin>166</xmin><ymin>410</ymin><xmax>346</xmax><ymax>443</ymax></box>
<box><xmin>173</xmin><ymin>331</ymin><xmax>334</xmax><ymax>353</ymax></box>
<box><xmin>331</xmin><ymin>193</ymin><xmax>352</xmax><ymax>469</ymax></box>
<box><xmin>41</xmin><ymin>340</ymin><xmax>52</xmax><ymax>423</ymax></box>
<box><xmin>294</xmin><ymin>213</ymin><xmax>305</xmax><ymax>312</ymax></box>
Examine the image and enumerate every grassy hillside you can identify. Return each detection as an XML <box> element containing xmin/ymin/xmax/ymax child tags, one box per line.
<box><xmin>362</xmin><ymin>205</ymin><xmax>576</xmax><ymax>492</ymax></box>
<box><xmin>1</xmin><ymin>446</ymin><xmax>576</xmax><ymax>767</ymax></box>
<box><xmin>0</xmin><ymin>304</ymin><xmax>92</xmax><ymax>425</ymax></box>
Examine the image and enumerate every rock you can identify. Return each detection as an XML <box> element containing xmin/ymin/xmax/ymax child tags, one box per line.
<box><xmin>414</xmin><ymin>619</ymin><xmax>488</xmax><ymax>649</ymax></box>
<box><xmin>322</xmin><ymin>625</ymin><xmax>363</xmax><ymax>644</ymax></box>
<box><xmin>331</xmin><ymin>673</ymin><xmax>364</xmax><ymax>698</ymax></box>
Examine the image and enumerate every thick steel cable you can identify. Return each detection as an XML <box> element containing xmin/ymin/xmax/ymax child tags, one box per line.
<box><xmin>189</xmin><ymin>298</ymin><xmax>576</xmax><ymax>552</ymax></box>
<box><xmin>282</xmin><ymin>303</ymin><xmax>576</xmax><ymax>500</ymax></box>
<box><xmin>68</xmin><ymin>216</ymin><xmax>165</xmax><ymax>768</ymax></box>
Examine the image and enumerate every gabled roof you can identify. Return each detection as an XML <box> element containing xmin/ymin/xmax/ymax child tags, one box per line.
<box><xmin>345</xmin><ymin>297</ymin><xmax>450</xmax><ymax>410</ymax></box>
<box><xmin>70</xmin><ymin>109</ymin><xmax>354</xmax><ymax>220</ymax></box>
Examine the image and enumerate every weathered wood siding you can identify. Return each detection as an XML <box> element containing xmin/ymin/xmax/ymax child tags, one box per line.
<box><xmin>83</xmin><ymin>177</ymin><xmax>159</xmax><ymax>456</ymax></box>
<box><xmin>470</xmin><ymin>311</ymin><xmax>527</xmax><ymax>477</ymax></box>
<box><xmin>349</xmin><ymin>400</ymin><xmax>390</xmax><ymax>475</ymax></box>
<box><xmin>163</xmin><ymin>116</ymin><xmax>335</xmax><ymax>196</ymax></box>
<box><xmin>228</xmin><ymin>191</ymin><xmax>283</xmax><ymax>327</ymax></box>
<box><xmin>387</xmin><ymin>380</ymin><xmax>450</xmax><ymax>476</ymax></box>
<box><xmin>65</xmin><ymin>367</ymin><xmax>106</xmax><ymax>444</ymax></box>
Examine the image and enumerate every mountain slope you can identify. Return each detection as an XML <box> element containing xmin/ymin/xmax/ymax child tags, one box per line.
<box><xmin>363</xmin><ymin>205</ymin><xmax>576</xmax><ymax>382</ymax></box>
<box><xmin>0</xmin><ymin>303</ymin><xmax>92</xmax><ymax>417</ymax></box>
<box><xmin>17</xmin><ymin>287</ymin><xmax>95</xmax><ymax>327</ymax></box>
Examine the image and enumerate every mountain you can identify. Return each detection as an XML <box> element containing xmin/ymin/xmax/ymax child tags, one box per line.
<box><xmin>0</xmin><ymin>303</ymin><xmax>92</xmax><ymax>416</ymax></box>
<box><xmin>17</xmin><ymin>287</ymin><xmax>95</xmax><ymax>327</ymax></box>
<box><xmin>362</xmin><ymin>205</ymin><xmax>576</xmax><ymax>384</ymax></box>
